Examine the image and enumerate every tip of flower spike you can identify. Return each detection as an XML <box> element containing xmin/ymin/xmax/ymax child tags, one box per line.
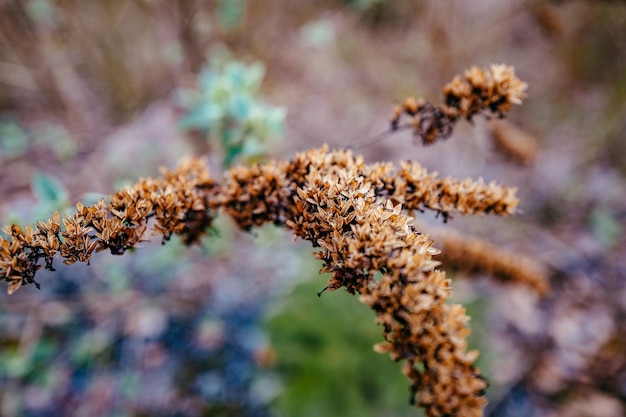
<box><xmin>7</xmin><ymin>280</ymin><xmax>22</xmax><ymax>295</ymax></box>
<box><xmin>384</xmin><ymin>64</ymin><xmax>527</xmax><ymax>147</ymax></box>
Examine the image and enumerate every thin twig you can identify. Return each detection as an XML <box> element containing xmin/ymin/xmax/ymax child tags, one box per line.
<box><xmin>347</xmin><ymin>123</ymin><xmax>412</xmax><ymax>150</ymax></box>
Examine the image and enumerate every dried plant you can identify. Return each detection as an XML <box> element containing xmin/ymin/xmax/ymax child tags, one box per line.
<box><xmin>390</xmin><ymin>64</ymin><xmax>527</xmax><ymax>145</ymax></box>
<box><xmin>0</xmin><ymin>64</ymin><xmax>537</xmax><ymax>417</ymax></box>
<box><xmin>489</xmin><ymin>119</ymin><xmax>539</xmax><ymax>165</ymax></box>
<box><xmin>431</xmin><ymin>229</ymin><xmax>550</xmax><ymax>295</ymax></box>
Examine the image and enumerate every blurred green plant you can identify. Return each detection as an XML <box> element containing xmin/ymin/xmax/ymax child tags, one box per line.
<box><xmin>32</xmin><ymin>123</ymin><xmax>77</xmax><ymax>163</ymax></box>
<box><xmin>0</xmin><ymin>114</ymin><xmax>76</xmax><ymax>162</ymax></box>
<box><xmin>178</xmin><ymin>56</ymin><xmax>285</xmax><ymax>167</ymax></box>
<box><xmin>2</xmin><ymin>173</ymin><xmax>71</xmax><ymax>228</ymax></box>
<box><xmin>0</xmin><ymin>114</ymin><xmax>75</xmax><ymax>227</ymax></box>
<box><xmin>590</xmin><ymin>207</ymin><xmax>622</xmax><ymax>249</ymax></box>
<box><xmin>266</xmin><ymin>277</ymin><xmax>420</xmax><ymax>417</ymax></box>
<box><xmin>0</xmin><ymin>115</ymin><xmax>30</xmax><ymax>159</ymax></box>
<box><xmin>30</xmin><ymin>172</ymin><xmax>70</xmax><ymax>219</ymax></box>
<box><xmin>25</xmin><ymin>0</ymin><xmax>58</xmax><ymax>27</ymax></box>
<box><xmin>216</xmin><ymin>0</ymin><xmax>248</xmax><ymax>31</ymax></box>
<box><xmin>348</xmin><ymin>0</ymin><xmax>385</xmax><ymax>11</ymax></box>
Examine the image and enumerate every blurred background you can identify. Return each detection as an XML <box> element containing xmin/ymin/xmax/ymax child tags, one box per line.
<box><xmin>0</xmin><ymin>1</ymin><xmax>625</xmax><ymax>416</ymax></box>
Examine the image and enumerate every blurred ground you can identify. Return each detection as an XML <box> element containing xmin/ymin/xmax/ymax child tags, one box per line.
<box><xmin>1</xmin><ymin>1</ymin><xmax>625</xmax><ymax>416</ymax></box>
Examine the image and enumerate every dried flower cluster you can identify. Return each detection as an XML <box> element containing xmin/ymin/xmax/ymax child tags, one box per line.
<box><xmin>1</xmin><ymin>65</ymin><xmax>534</xmax><ymax>417</ymax></box>
<box><xmin>432</xmin><ymin>229</ymin><xmax>550</xmax><ymax>295</ymax></box>
<box><xmin>391</xmin><ymin>64</ymin><xmax>527</xmax><ymax>144</ymax></box>
<box><xmin>1</xmin><ymin>147</ymin><xmax>523</xmax><ymax>417</ymax></box>
<box><xmin>209</xmin><ymin>147</ymin><xmax>510</xmax><ymax>415</ymax></box>
<box><xmin>285</xmin><ymin>150</ymin><xmax>490</xmax><ymax>415</ymax></box>
<box><xmin>1</xmin><ymin>159</ymin><xmax>215</xmax><ymax>295</ymax></box>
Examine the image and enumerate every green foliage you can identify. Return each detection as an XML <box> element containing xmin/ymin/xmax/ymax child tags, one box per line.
<box><xmin>25</xmin><ymin>0</ymin><xmax>58</xmax><ymax>27</ymax></box>
<box><xmin>31</xmin><ymin>173</ymin><xmax>68</xmax><ymax>205</ymax></box>
<box><xmin>266</xmin><ymin>277</ymin><xmax>420</xmax><ymax>417</ymax></box>
<box><xmin>33</xmin><ymin>123</ymin><xmax>77</xmax><ymax>163</ymax></box>
<box><xmin>30</xmin><ymin>172</ymin><xmax>70</xmax><ymax>220</ymax></box>
<box><xmin>590</xmin><ymin>207</ymin><xmax>622</xmax><ymax>249</ymax></box>
<box><xmin>1</xmin><ymin>172</ymin><xmax>71</xmax><ymax>228</ymax></box>
<box><xmin>0</xmin><ymin>171</ymin><xmax>66</xmax><ymax>229</ymax></box>
<box><xmin>0</xmin><ymin>114</ymin><xmax>76</xmax><ymax>225</ymax></box>
<box><xmin>0</xmin><ymin>114</ymin><xmax>76</xmax><ymax>162</ymax></box>
<box><xmin>0</xmin><ymin>330</ymin><xmax>58</xmax><ymax>389</ymax></box>
<box><xmin>178</xmin><ymin>56</ymin><xmax>286</xmax><ymax>167</ymax></box>
<box><xmin>348</xmin><ymin>0</ymin><xmax>385</xmax><ymax>11</ymax></box>
<box><xmin>216</xmin><ymin>0</ymin><xmax>248</xmax><ymax>31</ymax></box>
<box><xmin>0</xmin><ymin>115</ymin><xmax>30</xmax><ymax>158</ymax></box>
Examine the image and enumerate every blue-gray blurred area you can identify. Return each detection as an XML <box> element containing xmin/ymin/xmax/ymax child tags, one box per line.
<box><xmin>0</xmin><ymin>221</ymin><xmax>296</xmax><ymax>417</ymax></box>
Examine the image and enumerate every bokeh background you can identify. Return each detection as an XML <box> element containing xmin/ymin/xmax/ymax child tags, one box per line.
<box><xmin>0</xmin><ymin>1</ymin><xmax>625</xmax><ymax>416</ymax></box>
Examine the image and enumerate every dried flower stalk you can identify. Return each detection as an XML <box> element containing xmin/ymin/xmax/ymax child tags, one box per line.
<box><xmin>391</xmin><ymin>64</ymin><xmax>527</xmax><ymax>145</ymax></box>
<box><xmin>489</xmin><ymin>119</ymin><xmax>539</xmax><ymax>165</ymax></box>
<box><xmin>432</xmin><ymin>229</ymin><xmax>550</xmax><ymax>295</ymax></box>
<box><xmin>0</xmin><ymin>64</ymin><xmax>534</xmax><ymax>417</ymax></box>
<box><xmin>1</xmin><ymin>158</ymin><xmax>215</xmax><ymax>295</ymax></box>
<box><xmin>0</xmin><ymin>146</ymin><xmax>522</xmax><ymax>416</ymax></box>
